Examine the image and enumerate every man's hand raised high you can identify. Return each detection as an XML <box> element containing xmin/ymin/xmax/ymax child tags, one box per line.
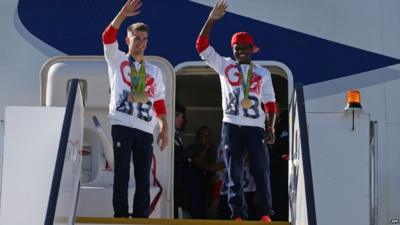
<box><xmin>120</xmin><ymin>0</ymin><xmax>142</xmax><ymax>18</ymax></box>
<box><xmin>111</xmin><ymin>0</ymin><xmax>142</xmax><ymax>29</ymax></box>
<box><xmin>209</xmin><ymin>0</ymin><xmax>228</xmax><ymax>21</ymax></box>
<box><xmin>197</xmin><ymin>0</ymin><xmax>228</xmax><ymax>49</ymax></box>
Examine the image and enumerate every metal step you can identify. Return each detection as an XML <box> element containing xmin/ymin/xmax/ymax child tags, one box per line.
<box><xmin>75</xmin><ymin>217</ymin><xmax>291</xmax><ymax>225</ymax></box>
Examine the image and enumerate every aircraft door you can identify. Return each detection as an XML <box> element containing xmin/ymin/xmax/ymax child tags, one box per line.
<box><xmin>41</xmin><ymin>55</ymin><xmax>175</xmax><ymax>218</ymax></box>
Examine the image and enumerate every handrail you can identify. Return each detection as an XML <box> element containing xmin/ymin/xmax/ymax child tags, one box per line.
<box><xmin>288</xmin><ymin>83</ymin><xmax>317</xmax><ymax>225</ymax></box>
<box><xmin>44</xmin><ymin>79</ymin><xmax>80</xmax><ymax>225</ymax></box>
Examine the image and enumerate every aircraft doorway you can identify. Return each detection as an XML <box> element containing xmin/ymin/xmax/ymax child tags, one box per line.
<box><xmin>174</xmin><ymin>61</ymin><xmax>292</xmax><ymax>221</ymax></box>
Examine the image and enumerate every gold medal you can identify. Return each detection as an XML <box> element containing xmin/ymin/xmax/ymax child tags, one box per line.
<box><xmin>237</xmin><ymin>63</ymin><xmax>254</xmax><ymax>110</ymax></box>
<box><xmin>133</xmin><ymin>93</ymin><xmax>148</xmax><ymax>104</ymax></box>
<box><xmin>129</xmin><ymin>59</ymin><xmax>148</xmax><ymax>104</ymax></box>
<box><xmin>241</xmin><ymin>98</ymin><xmax>252</xmax><ymax>109</ymax></box>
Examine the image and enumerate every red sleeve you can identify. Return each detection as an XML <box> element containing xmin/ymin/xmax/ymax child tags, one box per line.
<box><xmin>153</xmin><ymin>99</ymin><xmax>167</xmax><ymax>116</ymax></box>
<box><xmin>264</xmin><ymin>102</ymin><xmax>277</xmax><ymax>113</ymax></box>
<box><xmin>102</xmin><ymin>25</ymin><xmax>118</xmax><ymax>44</ymax></box>
<box><xmin>196</xmin><ymin>36</ymin><xmax>209</xmax><ymax>53</ymax></box>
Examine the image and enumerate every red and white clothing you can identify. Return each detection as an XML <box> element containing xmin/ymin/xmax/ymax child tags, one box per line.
<box><xmin>198</xmin><ymin>37</ymin><xmax>274</xmax><ymax>218</ymax></box>
<box><xmin>103</xmin><ymin>27</ymin><xmax>166</xmax><ymax>134</ymax></box>
<box><xmin>198</xmin><ymin>45</ymin><xmax>275</xmax><ymax>129</ymax></box>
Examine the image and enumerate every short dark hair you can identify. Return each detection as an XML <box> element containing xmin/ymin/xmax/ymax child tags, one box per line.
<box><xmin>175</xmin><ymin>102</ymin><xmax>186</xmax><ymax>116</ymax></box>
<box><xmin>196</xmin><ymin>126</ymin><xmax>212</xmax><ymax>139</ymax></box>
<box><xmin>127</xmin><ymin>22</ymin><xmax>149</xmax><ymax>34</ymax></box>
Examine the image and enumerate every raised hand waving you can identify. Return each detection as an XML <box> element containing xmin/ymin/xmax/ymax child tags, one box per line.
<box><xmin>209</xmin><ymin>0</ymin><xmax>228</xmax><ymax>21</ymax></box>
<box><xmin>121</xmin><ymin>0</ymin><xmax>143</xmax><ymax>17</ymax></box>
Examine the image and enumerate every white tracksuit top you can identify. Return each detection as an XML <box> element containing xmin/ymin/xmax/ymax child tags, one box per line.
<box><xmin>199</xmin><ymin>45</ymin><xmax>275</xmax><ymax>129</ymax></box>
<box><xmin>104</xmin><ymin>41</ymin><xmax>166</xmax><ymax>134</ymax></box>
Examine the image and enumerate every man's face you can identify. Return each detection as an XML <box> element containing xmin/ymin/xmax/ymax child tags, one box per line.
<box><xmin>199</xmin><ymin>129</ymin><xmax>213</xmax><ymax>147</ymax></box>
<box><xmin>126</xmin><ymin>30</ymin><xmax>148</xmax><ymax>56</ymax></box>
<box><xmin>233</xmin><ymin>43</ymin><xmax>253</xmax><ymax>64</ymax></box>
<box><xmin>175</xmin><ymin>112</ymin><xmax>186</xmax><ymax>131</ymax></box>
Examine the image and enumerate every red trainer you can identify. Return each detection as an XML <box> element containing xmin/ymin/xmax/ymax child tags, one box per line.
<box><xmin>260</xmin><ymin>215</ymin><xmax>272</xmax><ymax>223</ymax></box>
<box><xmin>234</xmin><ymin>217</ymin><xmax>243</xmax><ymax>221</ymax></box>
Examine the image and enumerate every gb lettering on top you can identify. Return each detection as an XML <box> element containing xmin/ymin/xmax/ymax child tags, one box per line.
<box><xmin>224</xmin><ymin>64</ymin><xmax>262</xmax><ymax>95</ymax></box>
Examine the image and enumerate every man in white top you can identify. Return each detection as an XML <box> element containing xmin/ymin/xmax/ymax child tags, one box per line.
<box><xmin>196</xmin><ymin>1</ymin><xmax>276</xmax><ymax>223</ymax></box>
<box><xmin>102</xmin><ymin>0</ymin><xmax>168</xmax><ymax>218</ymax></box>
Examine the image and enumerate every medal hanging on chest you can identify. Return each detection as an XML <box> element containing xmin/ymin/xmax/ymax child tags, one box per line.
<box><xmin>237</xmin><ymin>63</ymin><xmax>253</xmax><ymax>109</ymax></box>
<box><xmin>129</xmin><ymin>57</ymin><xmax>148</xmax><ymax>104</ymax></box>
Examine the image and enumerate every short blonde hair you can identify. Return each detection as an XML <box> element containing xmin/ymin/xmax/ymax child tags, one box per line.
<box><xmin>127</xmin><ymin>22</ymin><xmax>149</xmax><ymax>34</ymax></box>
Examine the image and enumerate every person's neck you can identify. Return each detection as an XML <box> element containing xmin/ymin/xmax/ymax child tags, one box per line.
<box><xmin>237</xmin><ymin>60</ymin><xmax>251</xmax><ymax>65</ymax></box>
<box><xmin>129</xmin><ymin>53</ymin><xmax>144</xmax><ymax>63</ymax></box>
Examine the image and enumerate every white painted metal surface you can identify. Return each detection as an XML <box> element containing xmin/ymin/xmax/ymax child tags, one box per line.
<box><xmin>307</xmin><ymin>112</ymin><xmax>370</xmax><ymax>225</ymax></box>
<box><xmin>0</xmin><ymin>107</ymin><xmax>65</xmax><ymax>225</ymax></box>
<box><xmin>76</xmin><ymin>187</ymin><xmax>161</xmax><ymax>218</ymax></box>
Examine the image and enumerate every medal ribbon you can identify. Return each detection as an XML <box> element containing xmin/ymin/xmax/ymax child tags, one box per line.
<box><xmin>236</xmin><ymin>63</ymin><xmax>253</xmax><ymax>100</ymax></box>
<box><xmin>129</xmin><ymin>55</ymin><xmax>146</xmax><ymax>95</ymax></box>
